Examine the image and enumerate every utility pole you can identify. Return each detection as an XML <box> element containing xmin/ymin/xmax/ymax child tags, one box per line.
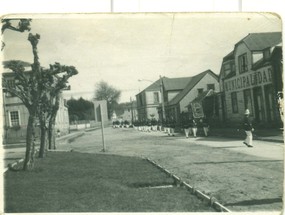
<box><xmin>159</xmin><ymin>75</ymin><xmax>166</xmax><ymax>121</ymax></box>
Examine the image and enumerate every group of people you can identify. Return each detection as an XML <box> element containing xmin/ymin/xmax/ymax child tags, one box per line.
<box><xmin>181</xmin><ymin>116</ymin><xmax>209</xmax><ymax>138</ymax></box>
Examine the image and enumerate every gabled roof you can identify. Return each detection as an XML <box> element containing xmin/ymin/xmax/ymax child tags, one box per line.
<box><xmin>223</xmin><ymin>51</ymin><xmax>234</xmax><ymax>61</ymax></box>
<box><xmin>237</xmin><ymin>32</ymin><xmax>282</xmax><ymax>51</ymax></box>
<box><xmin>139</xmin><ymin>76</ymin><xmax>192</xmax><ymax>94</ymax></box>
<box><xmin>167</xmin><ymin>70</ymin><xmax>217</xmax><ymax>106</ymax></box>
<box><xmin>144</xmin><ymin>79</ymin><xmax>161</xmax><ymax>91</ymax></box>
<box><xmin>162</xmin><ymin>77</ymin><xmax>192</xmax><ymax>91</ymax></box>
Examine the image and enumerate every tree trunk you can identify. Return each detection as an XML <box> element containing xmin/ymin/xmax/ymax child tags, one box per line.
<box><xmin>48</xmin><ymin>95</ymin><xmax>60</xmax><ymax>150</ymax></box>
<box><xmin>23</xmin><ymin>113</ymin><xmax>36</xmax><ymax>171</ymax></box>
<box><xmin>39</xmin><ymin>124</ymin><xmax>47</xmax><ymax>158</ymax></box>
<box><xmin>48</xmin><ymin>118</ymin><xmax>56</xmax><ymax>150</ymax></box>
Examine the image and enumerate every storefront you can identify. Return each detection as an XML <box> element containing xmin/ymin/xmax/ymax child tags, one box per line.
<box><xmin>222</xmin><ymin>65</ymin><xmax>282</xmax><ymax>127</ymax></box>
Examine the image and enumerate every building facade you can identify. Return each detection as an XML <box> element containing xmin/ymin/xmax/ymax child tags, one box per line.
<box><xmin>218</xmin><ymin>32</ymin><xmax>283</xmax><ymax>127</ymax></box>
<box><xmin>136</xmin><ymin>79</ymin><xmax>162</xmax><ymax>121</ymax></box>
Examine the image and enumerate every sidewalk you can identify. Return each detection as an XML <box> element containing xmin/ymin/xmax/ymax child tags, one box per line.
<box><xmin>210</xmin><ymin>127</ymin><xmax>284</xmax><ymax>143</ymax></box>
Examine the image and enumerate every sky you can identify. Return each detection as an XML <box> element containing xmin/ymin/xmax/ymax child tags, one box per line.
<box><xmin>1</xmin><ymin>13</ymin><xmax>282</xmax><ymax>102</ymax></box>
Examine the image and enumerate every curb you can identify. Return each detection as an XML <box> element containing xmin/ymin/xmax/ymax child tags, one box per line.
<box><xmin>145</xmin><ymin>157</ymin><xmax>232</xmax><ymax>213</ymax></box>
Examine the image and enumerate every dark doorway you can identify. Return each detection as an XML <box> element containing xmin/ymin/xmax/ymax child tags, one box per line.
<box><xmin>253</xmin><ymin>87</ymin><xmax>265</xmax><ymax>122</ymax></box>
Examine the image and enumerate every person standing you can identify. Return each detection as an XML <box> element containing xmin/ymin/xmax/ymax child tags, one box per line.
<box><xmin>243</xmin><ymin>109</ymin><xmax>254</xmax><ymax>147</ymax></box>
<box><xmin>181</xmin><ymin>113</ymin><xmax>191</xmax><ymax>138</ymax></box>
<box><xmin>192</xmin><ymin>118</ymin><xmax>198</xmax><ymax>138</ymax></box>
<box><xmin>202</xmin><ymin>117</ymin><xmax>209</xmax><ymax>137</ymax></box>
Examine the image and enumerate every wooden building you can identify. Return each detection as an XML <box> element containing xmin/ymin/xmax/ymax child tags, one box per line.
<box><xmin>218</xmin><ymin>32</ymin><xmax>283</xmax><ymax>127</ymax></box>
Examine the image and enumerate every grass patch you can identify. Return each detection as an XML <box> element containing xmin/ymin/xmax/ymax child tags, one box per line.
<box><xmin>4</xmin><ymin>152</ymin><xmax>214</xmax><ymax>212</ymax></box>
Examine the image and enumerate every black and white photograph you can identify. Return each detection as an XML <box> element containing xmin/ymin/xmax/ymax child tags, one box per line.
<box><xmin>1</xmin><ymin>12</ymin><xmax>283</xmax><ymax>213</ymax></box>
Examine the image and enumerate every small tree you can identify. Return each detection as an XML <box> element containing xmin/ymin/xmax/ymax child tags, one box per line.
<box><xmin>95</xmin><ymin>81</ymin><xmax>121</xmax><ymax>119</ymax></box>
<box><xmin>37</xmin><ymin>63</ymin><xmax>78</xmax><ymax>157</ymax></box>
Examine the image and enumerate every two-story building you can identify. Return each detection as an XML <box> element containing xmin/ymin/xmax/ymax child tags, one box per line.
<box><xmin>218</xmin><ymin>32</ymin><xmax>283</xmax><ymax>127</ymax></box>
<box><xmin>136</xmin><ymin>79</ymin><xmax>162</xmax><ymax>121</ymax></box>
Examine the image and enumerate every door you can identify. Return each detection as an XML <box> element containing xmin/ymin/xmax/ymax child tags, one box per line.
<box><xmin>253</xmin><ymin>87</ymin><xmax>265</xmax><ymax>122</ymax></box>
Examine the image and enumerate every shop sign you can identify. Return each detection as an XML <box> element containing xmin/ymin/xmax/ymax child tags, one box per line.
<box><xmin>224</xmin><ymin>67</ymin><xmax>272</xmax><ymax>92</ymax></box>
<box><xmin>191</xmin><ymin>102</ymin><xmax>204</xmax><ymax>118</ymax></box>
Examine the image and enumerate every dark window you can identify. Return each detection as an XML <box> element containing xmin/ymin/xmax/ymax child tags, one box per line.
<box><xmin>231</xmin><ymin>92</ymin><xmax>238</xmax><ymax>113</ymax></box>
<box><xmin>207</xmin><ymin>84</ymin><xmax>215</xmax><ymax>91</ymax></box>
<box><xmin>243</xmin><ymin>89</ymin><xmax>253</xmax><ymax>114</ymax></box>
<box><xmin>153</xmin><ymin>92</ymin><xmax>159</xmax><ymax>103</ymax></box>
<box><xmin>238</xmin><ymin>53</ymin><xmax>248</xmax><ymax>73</ymax></box>
<box><xmin>197</xmin><ymin>88</ymin><xmax>203</xmax><ymax>94</ymax></box>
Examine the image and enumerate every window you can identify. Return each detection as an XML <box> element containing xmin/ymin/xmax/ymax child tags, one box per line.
<box><xmin>238</xmin><ymin>53</ymin><xmax>248</xmax><ymax>73</ymax></box>
<box><xmin>231</xmin><ymin>92</ymin><xmax>238</xmax><ymax>113</ymax></box>
<box><xmin>207</xmin><ymin>84</ymin><xmax>215</xmax><ymax>91</ymax></box>
<box><xmin>153</xmin><ymin>92</ymin><xmax>159</xmax><ymax>103</ymax></box>
<box><xmin>197</xmin><ymin>88</ymin><xmax>203</xmax><ymax>94</ymax></box>
<box><xmin>7</xmin><ymin>79</ymin><xmax>15</xmax><ymax>88</ymax></box>
<box><xmin>9</xmin><ymin>111</ymin><xmax>20</xmax><ymax>126</ymax></box>
<box><xmin>5</xmin><ymin>79</ymin><xmax>16</xmax><ymax>97</ymax></box>
<box><xmin>263</xmin><ymin>48</ymin><xmax>271</xmax><ymax>60</ymax></box>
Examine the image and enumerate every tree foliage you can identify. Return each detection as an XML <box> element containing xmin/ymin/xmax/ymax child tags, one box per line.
<box><xmin>67</xmin><ymin>97</ymin><xmax>95</xmax><ymax>122</ymax></box>
<box><xmin>95</xmin><ymin>81</ymin><xmax>121</xmax><ymax>119</ymax></box>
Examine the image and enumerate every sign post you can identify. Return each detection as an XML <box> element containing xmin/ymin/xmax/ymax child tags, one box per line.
<box><xmin>99</xmin><ymin>104</ymin><xmax>106</xmax><ymax>152</ymax></box>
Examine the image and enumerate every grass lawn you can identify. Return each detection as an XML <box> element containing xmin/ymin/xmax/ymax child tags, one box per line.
<box><xmin>4</xmin><ymin>151</ymin><xmax>214</xmax><ymax>212</ymax></box>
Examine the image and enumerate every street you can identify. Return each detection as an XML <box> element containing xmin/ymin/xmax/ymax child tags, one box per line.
<box><xmin>4</xmin><ymin>127</ymin><xmax>284</xmax><ymax>212</ymax></box>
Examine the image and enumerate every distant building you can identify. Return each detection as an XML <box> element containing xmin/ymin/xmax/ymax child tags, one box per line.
<box><xmin>218</xmin><ymin>32</ymin><xmax>283</xmax><ymax>127</ymax></box>
<box><xmin>115</xmin><ymin>101</ymin><xmax>138</xmax><ymax>123</ymax></box>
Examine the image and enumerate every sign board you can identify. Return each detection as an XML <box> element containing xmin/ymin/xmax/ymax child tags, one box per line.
<box><xmin>93</xmin><ymin>100</ymin><xmax>108</xmax><ymax>122</ymax></box>
<box><xmin>191</xmin><ymin>102</ymin><xmax>204</xmax><ymax>118</ymax></box>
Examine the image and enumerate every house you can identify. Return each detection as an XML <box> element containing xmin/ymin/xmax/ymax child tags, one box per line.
<box><xmin>136</xmin><ymin>79</ymin><xmax>162</xmax><ymax>121</ymax></box>
<box><xmin>116</xmin><ymin>101</ymin><xmax>138</xmax><ymax>123</ymax></box>
<box><xmin>2</xmin><ymin>70</ymin><xmax>70</xmax><ymax>144</ymax></box>
<box><xmin>161</xmin><ymin>70</ymin><xmax>219</xmax><ymax>123</ymax></box>
<box><xmin>218</xmin><ymin>32</ymin><xmax>283</xmax><ymax>127</ymax></box>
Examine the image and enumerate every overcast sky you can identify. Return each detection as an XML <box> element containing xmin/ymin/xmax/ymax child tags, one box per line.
<box><xmin>2</xmin><ymin>13</ymin><xmax>281</xmax><ymax>102</ymax></box>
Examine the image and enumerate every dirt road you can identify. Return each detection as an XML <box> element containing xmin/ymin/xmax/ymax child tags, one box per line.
<box><xmin>50</xmin><ymin>127</ymin><xmax>284</xmax><ymax>212</ymax></box>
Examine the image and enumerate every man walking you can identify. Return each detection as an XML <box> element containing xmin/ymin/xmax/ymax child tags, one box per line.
<box><xmin>243</xmin><ymin>109</ymin><xmax>254</xmax><ymax>147</ymax></box>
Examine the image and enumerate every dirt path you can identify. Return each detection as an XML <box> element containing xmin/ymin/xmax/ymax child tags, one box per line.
<box><xmin>58</xmin><ymin>127</ymin><xmax>284</xmax><ymax>212</ymax></box>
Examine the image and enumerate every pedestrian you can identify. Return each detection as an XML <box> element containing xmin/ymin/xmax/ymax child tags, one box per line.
<box><xmin>202</xmin><ymin>117</ymin><xmax>209</xmax><ymax>137</ymax></box>
<box><xmin>169</xmin><ymin>118</ymin><xmax>176</xmax><ymax>136</ymax></box>
<box><xmin>243</xmin><ymin>109</ymin><xmax>254</xmax><ymax>147</ymax></box>
<box><xmin>192</xmin><ymin>119</ymin><xmax>198</xmax><ymax>137</ymax></box>
<box><xmin>181</xmin><ymin>112</ymin><xmax>191</xmax><ymax>138</ymax></box>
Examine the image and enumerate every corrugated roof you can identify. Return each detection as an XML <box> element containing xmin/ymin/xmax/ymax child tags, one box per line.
<box><xmin>238</xmin><ymin>32</ymin><xmax>282</xmax><ymax>51</ymax></box>
<box><xmin>167</xmin><ymin>70</ymin><xmax>217</xmax><ymax>106</ymax></box>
